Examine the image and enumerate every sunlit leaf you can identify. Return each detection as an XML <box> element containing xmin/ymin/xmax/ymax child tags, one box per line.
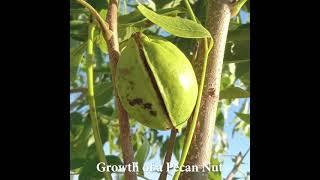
<box><xmin>208</xmin><ymin>158</ymin><xmax>222</xmax><ymax>180</ymax></box>
<box><xmin>137</xmin><ymin>4</ymin><xmax>210</xmax><ymax>38</ymax></box>
<box><xmin>79</xmin><ymin>155</ymin><xmax>123</xmax><ymax>180</ymax></box>
<box><xmin>220</xmin><ymin>86</ymin><xmax>250</xmax><ymax>99</ymax></box>
<box><xmin>95</xmin><ymin>31</ymin><xmax>108</xmax><ymax>53</ymax></box>
<box><xmin>70</xmin><ymin>42</ymin><xmax>87</xmax><ymax>82</ymax></box>
<box><xmin>94</xmin><ymin>82</ymin><xmax>113</xmax><ymax>107</ymax></box>
<box><xmin>227</xmin><ymin>24</ymin><xmax>249</xmax><ymax>41</ymax></box>
<box><xmin>134</xmin><ymin>140</ymin><xmax>150</xmax><ymax>176</ymax></box>
<box><xmin>236</xmin><ymin>113</ymin><xmax>250</xmax><ymax>124</ymax></box>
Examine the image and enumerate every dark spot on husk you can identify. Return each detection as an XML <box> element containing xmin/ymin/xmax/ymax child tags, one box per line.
<box><xmin>120</xmin><ymin>68</ymin><xmax>130</xmax><ymax>76</ymax></box>
<box><xmin>133</xmin><ymin>34</ymin><xmax>173</xmax><ymax>126</ymax></box>
<box><xmin>128</xmin><ymin>98</ymin><xmax>143</xmax><ymax>106</ymax></box>
<box><xmin>129</xmin><ymin>81</ymin><xmax>135</xmax><ymax>90</ymax></box>
<box><xmin>143</xmin><ymin>103</ymin><xmax>152</xmax><ymax>110</ymax></box>
<box><xmin>150</xmin><ymin>111</ymin><xmax>157</xmax><ymax>116</ymax></box>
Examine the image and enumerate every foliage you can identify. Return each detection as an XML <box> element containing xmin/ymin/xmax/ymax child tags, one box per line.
<box><xmin>70</xmin><ymin>0</ymin><xmax>250</xmax><ymax>179</ymax></box>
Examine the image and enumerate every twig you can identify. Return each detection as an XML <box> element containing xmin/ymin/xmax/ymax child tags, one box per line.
<box><xmin>76</xmin><ymin>0</ymin><xmax>113</xmax><ymax>40</ymax></box>
<box><xmin>225</xmin><ymin>148</ymin><xmax>250</xmax><ymax>180</ymax></box>
<box><xmin>70</xmin><ymin>87</ymin><xmax>87</xmax><ymax>93</ymax></box>
<box><xmin>70</xmin><ymin>92</ymin><xmax>85</xmax><ymax>110</ymax></box>
<box><xmin>106</xmin><ymin>0</ymin><xmax>137</xmax><ymax>180</ymax></box>
<box><xmin>190</xmin><ymin>40</ymin><xmax>200</xmax><ymax>66</ymax></box>
<box><xmin>159</xmin><ymin>129</ymin><xmax>178</xmax><ymax>180</ymax></box>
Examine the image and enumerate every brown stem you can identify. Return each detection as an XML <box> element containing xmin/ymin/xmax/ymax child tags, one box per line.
<box><xmin>180</xmin><ymin>0</ymin><xmax>232</xmax><ymax>179</ymax></box>
<box><xmin>106</xmin><ymin>0</ymin><xmax>137</xmax><ymax>180</ymax></box>
<box><xmin>70</xmin><ymin>93</ymin><xmax>85</xmax><ymax>110</ymax></box>
<box><xmin>225</xmin><ymin>148</ymin><xmax>250</xmax><ymax>180</ymax></box>
<box><xmin>190</xmin><ymin>41</ymin><xmax>200</xmax><ymax>66</ymax></box>
<box><xmin>70</xmin><ymin>87</ymin><xmax>87</xmax><ymax>93</ymax></box>
<box><xmin>159</xmin><ymin>129</ymin><xmax>177</xmax><ymax>180</ymax></box>
<box><xmin>76</xmin><ymin>0</ymin><xmax>112</xmax><ymax>40</ymax></box>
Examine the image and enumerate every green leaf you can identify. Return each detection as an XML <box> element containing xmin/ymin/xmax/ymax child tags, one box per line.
<box><xmin>70</xmin><ymin>42</ymin><xmax>87</xmax><ymax>82</ymax></box>
<box><xmin>94</xmin><ymin>82</ymin><xmax>113</xmax><ymax>107</ymax></box>
<box><xmin>99</xmin><ymin>9</ymin><xmax>107</xmax><ymax>20</ymax></box>
<box><xmin>95</xmin><ymin>31</ymin><xmax>108</xmax><ymax>53</ymax></box>
<box><xmin>239</xmin><ymin>71</ymin><xmax>250</xmax><ymax>89</ymax></box>
<box><xmin>193</xmin><ymin>0</ymin><xmax>208</xmax><ymax>25</ymax></box>
<box><xmin>220</xmin><ymin>86</ymin><xmax>250</xmax><ymax>99</ymax></box>
<box><xmin>70</xmin><ymin>0</ymin><xmax>83</xmax><ymax>9</ymax></box>
<box><xmin>70</xmin><ymin>20</ymin><xmax>89</xmax><ymax>42</ymax></box>
<box><xmin>79</xmin><ymin>162</ymin><xmax>102</xmax><ymax>180</ymax></box>
<box><xmin>70</xmin><ymin>8</ymin><xmax>88</xmax><ymax>16</ymax></box>
<box><xmin>70</xmin><ymin>158</ymin><xmax>87</xmax><ymax>170</ymax></box>
<box><xmin>160</xmin><ymin>139</ymin><xmax>168</xmax><ymax>159</ymax></box>
<box><xmin>173</xmin><ymin>135</ymin><xmax>183</xmax><ymax>161</ymax></box>
<box><xmin>119</xmin><ymin>7</ymin><xmax>187</xmax><ymax>25</ymax></box>
<box><xmin>134</xmin><ymin>140</ymin><xmax>150</xmax><ymax>176</ymax></box>
<box><xmin>235</xmin><ymin>61</ymin><xmax>250</xmax><ymax>81</ymax></box>
<box><xmin>70</xmin><ymin>116</ymin><xmax>92</xmax><ymax>160</ymax></box>
<box><xmin>137</xmin><ymin>4</ymin><xmax>211</xmax><ymax>38</ymax></box>
<box><xmin>119</xmin><ymin>23</ymin><xmax>145</xmax><ymax>42</ymax></box>
<box><xmin>149</xmin><ymin>144</ymin><xmax>159</xmax><ymax>160</ymax></box>
<box><xmin>99</xmin><ymin>123</ymin><xmax>109</xmax><ymax>144</ymax></box>
<box><xmin>118</xmin><ymin>6</ymin><xmax>188</xmax><ymax>42</ymax></box>
<box><xmin>79</xmin><ymin>155</ymin><xmax>123</xmax><ymax>180</ymax></box>
<box><xmin>172</xmin><ymin>37</ymin><xmax>197</xmax><ymax>60</ymax></box>
<box><xmin>105</xmin><ymin>155</ymin><xmax>123</xmax><ymax>166</ymax></box>
<box><xmin>71</xmin><ymin>112</ymin><xmax>83</xmax><ymax>124</ymax></box>
<box><xmin>215</xmin><ymin>111</ymin><xmax>225</xmax><ymax>130</ymax></box>
<box><xmin>227</xmin><ymin>24</ymin><xmax>250</xmax><ymax>41</ymax></box>
<box><xmin>87</xmin><ymin>0</ymin><xmax>107</xmax><ymax>11</ymax></box>
<box><xmin>208</xmin><ymin>158</ymin><xmax>222</xmax><ymax>180</ymax></box>
<box><xmin>233</xmin><ymin>116</ymin><xmax>250</xmax><ymax>138</ymax></box>
<box><xmin>224</xmin><ymin>40</ymin><xmax>250</xmax><ymax>62</ymax></box>
<box><xmin>97</xmin><ymin>106</ymin><xmax>114</xmax><ymax>116</ymax></box>
<box><xmin>152</xmin><ymin>0</ymin><xmax>176</xmax><ymax>9</ymax></box>
<box><xmin>236</xmin><ymin>113</ymin><xmax>250</xmax><ymax>124</ymax></box>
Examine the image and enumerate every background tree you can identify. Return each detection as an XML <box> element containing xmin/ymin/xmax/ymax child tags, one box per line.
<box><xmin>70</xmin><ymin>0</ymin><xmax>250</xmax><ymax>180</ymax></box>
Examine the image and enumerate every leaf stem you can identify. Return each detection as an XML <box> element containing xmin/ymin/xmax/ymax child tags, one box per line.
<box><xmin>86</xmin><ymin>23</ymin><xmax>112</xmax><ymax>180</ymax></box>
<box><xmin>173</xmin><ymin>1</ymin><xmax>213</xmax><ymax>180</ymax></box>
<box><xmin>183</xmin><ymin>0</ymin><xmax>197</xmax><ymax>22</ymax></box>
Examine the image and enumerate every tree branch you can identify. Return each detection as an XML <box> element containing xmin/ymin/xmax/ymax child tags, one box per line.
<box><xmin>159</xmin><ymin>129</ymin><xmax>177</xmax><ymax>180</ymax></box>
<box><xmin>70</xmin><ymin>87</ymin><xmax>87</xmax><ymax>93</ymax></box>
<box><xmin>70</xmin><ymin>93</ymin><xmax>85</xmax><ymax>110</ymax></box>
<box><xmin>190</xmin><ymin>41</ymin><xmax>200</xmax><ymax>66</ymax></box>
<box><xmin>181</xmin><ymin>0</ymin><xmax>232</xmax><ymax>179</ymax></box>
<box><xmin>76</xmin><ymin>0</ymin><xmax>112</xmax><ymax>40</ymax></box>
<box><xmin>106</xmin><ymin>0</ymin><xmax>137</xmax><ymax>180</ymax></box>
<box><xmin>225</xmin><ymin>148</ymin><xmax>250</xmax><ymax>180</ymax></box>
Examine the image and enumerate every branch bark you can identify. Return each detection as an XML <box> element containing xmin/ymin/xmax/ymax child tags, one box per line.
<box><xmin>70</xmin><ymin>87</ymin><xmax>87</xmax><ymax>93</ymax></box>
<box><xmin>180</xmin><ymin>0</ymin><xmax>232</xmax><ymax>179</ymax></box>
<box><xmin>106</xmin><ymin>1</ymin><xmax>137</xmax><ymax>180</ymax></box>
<box><xmin>159</xmin><ymin>129</ymin><xmax>177</xmax><ymax>180</ymax></box>
<box><xmin>225</xmin><ymin>148</ymin><xmax>250</xmax><ymax>180</ymax></box>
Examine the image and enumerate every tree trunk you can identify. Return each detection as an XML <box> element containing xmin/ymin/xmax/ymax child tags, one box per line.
<box><xmin>106</xmin><ymin>1</ymin><xmax>137</xmax><ymax>180</ymax></box>
<box><xmin>180</xmin><ymin>0</ymin><xmax>231</xmax><ymax>179</ymax></box>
